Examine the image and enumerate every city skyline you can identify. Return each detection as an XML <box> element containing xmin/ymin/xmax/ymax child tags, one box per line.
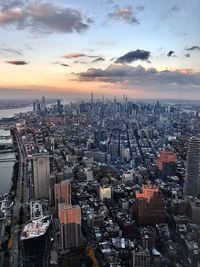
<box><xmin>0</xmin><ymin>0</ymin><xmax>199</xmax><ymax>99</ymax></box>
<box><xmin>1</xmin><ymin>95</ymin><xmax>200</xmax><ymax>266</ymax></box>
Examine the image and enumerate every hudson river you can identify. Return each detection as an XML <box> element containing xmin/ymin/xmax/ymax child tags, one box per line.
<box><xmin>0</xmin><ymin>106</ymin><xmax>32</xmax><ymax>194</ymax></box>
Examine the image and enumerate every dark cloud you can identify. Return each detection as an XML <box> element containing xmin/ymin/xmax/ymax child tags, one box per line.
<box><xmin>63</xmin><ymin>52</ymin><xmax>86</xmax><ymax>59</ymax></box>
<box><xmin>167</xmin><ymin>51</ymin><xmax>175</xmax><ymax>57</ymax></box>
<box><xmin>0</xmin><ymin>1</ymin><xmax>92</xmax><ymax>34</ymax></box>
<box><xmin>185</xmin><ymin>53</ymin><xmax>190</xmax><ymax>58</ymax></box>
<box><xmin>6</xmin><ymin>60</ymin><xmax>28</xmax><ymax>65</ymax></box>
<box><xmin>74</xmin><ymin>64</ymin><xmax>200</xmax><ymax>89</ymax></box>
<box><xmin>108</xmin><ymin>6</ymin><xmax>139</xmax><ymax>25</ymax></box>
<box><xmin>61</xmin><ymin>63</ymin><xmax>70</xmax><ymax>67</ymax></box>
<box><xmin>63</xmin><ymin>52</ymin><xmax>100</xmax><ymax>62</ymax></box>
<box><xmin>0</xmin><ymin>47</ymin><xmax>23</xmax><ymax>55</ymax></box>
<box><xmin>185</xmin><ymin>46</ymin><xmax>200</xmax><ymax>51</ymax></box>
<box><xmin>92</xmin><ymin>57</ymin><xmax>105</xmax><ymax>63</ymax></box>
<box><xmin>116</xmin><ymin>49</ymin><xmax>150</xmax><ymax>63</ymax></box>
<box><xmin>52</xmin><ymin>61</ymin><xmax>70</xmax><ymax>67</ymax></box>
<box><xmin>86</xmin><ymin>18</ymin><xmax>94</xmax><ymax>24</ymax></box>
<box><xmin>74</xmin><ymin>60</ymin><xmax>88</xmax><ymax>64</ymax></box>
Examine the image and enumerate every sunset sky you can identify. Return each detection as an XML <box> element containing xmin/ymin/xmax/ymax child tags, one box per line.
<box><xmin>0</xmin><ymin>0</ymin><xmax>199</xmax><ymax>99</ymax></box>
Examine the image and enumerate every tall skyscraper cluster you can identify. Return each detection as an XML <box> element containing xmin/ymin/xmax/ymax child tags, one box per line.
<box><xmin>33</xmin><ymin>96</ymin><xmax>46</xmax><ymax>113</ymax></box>
<box><xmin>32</xmin><ymin>156</ymin><xmax>82</xmax><ymax>252</ymax></box>
<box><xmin>21</xmin><ymin>154</ymin><xmax>82</xmax><ymax>264</ymax></box>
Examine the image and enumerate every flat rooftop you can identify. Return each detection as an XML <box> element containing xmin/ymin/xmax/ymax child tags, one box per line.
<box><xmin>21</xmin><ymin>199</ymin><xmax>51</xmax><ymax>240</ymax></box>
<box><xmin>21</xmin><ymin>216</ymin><xmax>51</xmax><ymax>240</ymax></box>
<box><xmin>30</xmin><ymin>199</ymin><xmax>49</xmax><ymax>220</ymax></box>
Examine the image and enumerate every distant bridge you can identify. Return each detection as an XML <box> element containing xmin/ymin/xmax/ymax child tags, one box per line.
<box><xmin>0</xmin><ymin>158</ymin><xmax>16</xmax><ymax>162</ymax></box>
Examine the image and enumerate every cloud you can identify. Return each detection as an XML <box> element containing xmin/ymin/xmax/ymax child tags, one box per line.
<box><xmin>108</xmin><ymin>6</ymin><xmax>139</xmax><ymax>25</ymax></box>
<box><xmin>136</xmin><ymin>6</ymin><xmax>145</xmax><ymax>11</ymax></box>
<box><xmin>92</xmin><ymin>57</ymin><xmax>105</xmax><ymax>63</ymax></box>
<box><xmin>61</xmin><ymin>63</ymin><xmax>70</xmax><ymax>67</ymax></box>
<box><xmin>74</xmin><ymin>60</ymin><xmax>88</xmax><ymax>64</ymax></box>
<box><xmin>167</xmin><ymin>51</ymin><xmax>175</xmax><ymax>57</ymax></box>
<box><xmin>95</xmin><ymin>41</ymin><xmax>115</xmax><ymax>46</ymax></box>
<box><xmin>63</xmin><ymin>52</ymin><xmax>86</xmax><ymax>59</ymax></box>
<box><xmin>0</xmin><ymin>47</ymin><xmax>23</xmax><ymax>55</ymax></box>
<box><xmin>104</xmin><ymin>0</ymin><xmax>114</xmax><ymax>4</ymax></box>
<box><xmin>161</xmin><ymin>4</ymin><xmax>180</xmax><ymax>20</ymax></box>
<box><xmin>171</xmin><ymin>4</ymin><xmax>180</xmax><ymax>12</ymax></box>
<box><xmin>185</xmin><ymin>46</ymin><xmax>200</xmax><ymax>51</ymax></box>
<box><xmin>0</xmin><ymin>1</ymin><xmax>24</xmax><ymax>11</ymax></box>
<box><xmin>63</xmin><ymin>52</ymin><xmax>101</xmax><ymax>62</ymax></box>
<box><xmin>74</xmin><ymin>64</ymin><xmax>200</xmax><ymax>89</ymax></box>
<box><xmin>0</xmin><ymin>1</ymin><xmax>92</xmax><ymax>34</ymax></box>
<box><xmin>0</xmin><ymin>7</ymin><xmax>27</xmax><ymax>25</ymax></box>
<box><xmin>52</xmin><ymin>61</ymin><xmax>70</xmax><ymax>67</ymax></box>
<box><xmin>116</xmin><ymin>49</ymin><xmax>150</xmax><ymax>63</ymax></box>
<box><xmin>6</xmin><ymin>60</ymin><xmax>28</xmax><ymax>65</ymax></box>
<box><xmin>185</xmin><ymin>53</ymin><xmax>190</xmax><ymax>58</ymax></box>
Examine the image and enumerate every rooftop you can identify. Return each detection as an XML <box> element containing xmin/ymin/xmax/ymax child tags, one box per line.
<box><xmin>21</xmin><ymin>200</ymin><xmax>51</xmax><ymax>240</ymax></box>
<box><xmin>21</xmin><ymin>216</ymin><xmax>51</xmax><ymax>240</ymax></box>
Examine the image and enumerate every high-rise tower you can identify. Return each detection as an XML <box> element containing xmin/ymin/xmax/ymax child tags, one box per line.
<box><xmin>184</xmin><ymin>137</ymin><xmax>200</xmax><ymax>198</ymax></box>
<box><xmin>21</xmin><ymin>200</ymin><xmax>51</xmax><ymax>267</ymax></box>
<box><xmin>54</xmin><ymin>180</ymin><xmax>71</xmax><ymax>211</ymax></box>
<box><xmin>58</xmin><ymin>204</ymin><xmax>82</xmax><ymax>251</ymax></box>
<box><xmin>91</xmin><ymin>92</ymin><xmax>94</xmax><ymax>104</ymax></box>
<box><xmin>32</xmin><ymin>153</ymin><xmax>51</xmax><ymax>199</ymax></box>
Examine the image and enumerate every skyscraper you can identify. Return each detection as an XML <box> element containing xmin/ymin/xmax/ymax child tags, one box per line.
<box><xmin>184</xmin><ymin>137</ymin><xmax>200</xmax><ymax>198</ymax></box>
<box><xmin>32</xmin><ymin>153</ymin><xmax>51</xmax><ymax>199</ymax></box>
<box><xmin>91</xmin><ymin>92</ymin><xmax>94</xmax><ymax>104</ymax></box>
<box><xmin>135</xmin><ymin>184</ymin><xmax>167</xmax><ymax>225</ymax></box>
<box><xmin>57</xmin><ymin>99</ymin><xmax>62</xmax><ymax>113</ymax></box>
<box><xmin>58</xmin><ymin>204</ymin><xmax>82</xmax><ymax>251</ymax></box>
<box><xmin>156</xmin><ymin>149</ymin><xmax>177</xmax><ymax>180</ymax></box>
<box><xmin>54</xmin><ymin>180</ymin><xmax>71</xmax><ymax>211</ymax></box>
<box><xmin>21</xmin><ymin>200</ymin><xmax>51</xmax><ymax>267</ymax></box>
<box><xmin>41</xmin><ymin>96</ymin><xmax>46</xmax><ymax>112</ymax></box>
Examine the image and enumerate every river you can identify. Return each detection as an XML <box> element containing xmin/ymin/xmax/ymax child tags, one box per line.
<box><xmin>0</xmin><ymin>105</ymin><xmax>33</xmax><ymax>120</ymax></box>
<box><xmin>0</xmin><ymin>129</ymin><xmax>15</xmax><ymax>194</ymax></box>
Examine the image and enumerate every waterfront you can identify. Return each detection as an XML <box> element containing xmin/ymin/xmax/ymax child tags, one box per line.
<box><xmin>0</xmin><ymin>106</ymin><xmax>33</xmax><ymax>120</ymax></box>
<box><xmin>0</xmin><ymin>129</ymin><xmax>15</xmax><ymax>194</ymax></box>
<box><xmin>0</xmin><ymin>105</ymin><xmax>33</xmax><ymax>195</ymax></box>
<box><xmin>0</xmin><ymin>98</ymin><xmax>79</xmax><ymax>195</ymax></box>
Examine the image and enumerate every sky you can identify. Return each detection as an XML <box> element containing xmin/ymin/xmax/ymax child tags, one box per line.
<box><xmin>0</xmin><ymin>0</ymin><xmax>199</xmax><ymax>99</ymax></box>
